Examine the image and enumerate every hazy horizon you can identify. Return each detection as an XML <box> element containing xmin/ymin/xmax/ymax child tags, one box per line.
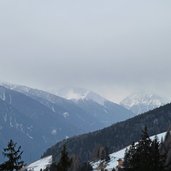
<box><xmin>0</xmin><ymin>0</ymin><xmax>171</xmax><ymax>102</ymax></box>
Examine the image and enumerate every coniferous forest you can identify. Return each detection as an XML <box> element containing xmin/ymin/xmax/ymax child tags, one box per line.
<box><xmin>124</xmin><ymin>127</ymin><xmax>166</xmax><ymax>171</ymax></box>
<box><xmin>2</xmin><ymin>126</ymin><xmax>171</xmax><ymax>171</ymax></box>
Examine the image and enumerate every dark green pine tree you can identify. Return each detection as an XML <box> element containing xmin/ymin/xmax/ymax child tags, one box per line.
<box><xmin>124</xmin><ymin>142</ymin><xmax>136</xmax><ymax>169</ymax></box>
<box><xmin>150</xmin><ymin>136</ymin><xmax>166</xmax><ymax>171</ymax></box>
<box><xmin>124</xmin><ymin>127</ymin><xmax>166</xmax><ymax>171</ymax></box>
<box><xmin>77</xmin><ymin>162</ymin><xmax>93</xmax><ymax>171</ymax></box>
<box><xmin>98</xmin><ymin>146</ymin><xmax>110</xmax><ymax>162</ymax></box>
<box><xmin>133</xmin><ymin>126</ymin><xmax>152</xmax><ymax>171</ymax></box>
<box><xmin>56</xmin><ymin>144</ymin><xmax>72</xmax><ymax>171</ymax></box>
<box><xmin>0</xmin><ymin>139</ymin><xmax>24</xmax><ymax>171</ymax></box>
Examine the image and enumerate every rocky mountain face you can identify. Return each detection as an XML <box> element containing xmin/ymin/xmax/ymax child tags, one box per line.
<box><xmin>56</xmin><ymin>87</ymin><xmax>134</xmax><ymax>127</ymax></box>
<box><xmin>0</xmin><ymin>86</ymin><xmax>82</xmax><ymax>162</ymax></box>
<box><xmin>2</xmin><ymin>84</ymin><xmax>133</xmax><ymax>129</ymax></box>
<box><xmin>0</xmin><ymin>84</ymin><xmax>133</xmax><ymax>163</ymax></box>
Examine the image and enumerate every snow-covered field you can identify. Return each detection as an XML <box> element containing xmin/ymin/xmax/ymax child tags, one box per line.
<box><xmin>91</xmin><ymin>132</ymin><xmax>167</xmax><ymax>171</ymax></box>
<box><xmin>26</xmin><ymin>156</ymin><xmax>52</xmax><ymax>171</ymax></box>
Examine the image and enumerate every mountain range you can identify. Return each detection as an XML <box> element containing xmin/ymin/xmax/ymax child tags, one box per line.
<box><xmin>0</xmin><ymin>83</ymin><xmax>133</xmax><ymax>162</ymax></box>
<box><xmin>56</xmin><ymin>87</ymin><xmax>169</xmax><ymax>115</ymax></box>
<box><xmin>0</xmin><ymin>82</ymin><xmax>169</xmax><ymax>164</ymax></box>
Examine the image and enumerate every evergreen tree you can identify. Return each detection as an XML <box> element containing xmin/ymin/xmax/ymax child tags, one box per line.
<box><xmin>100</xmin><ymin>146</ymin><xmax>110</xmax><ymax>162</ymax></box>
<box><xmin>48</xmin><ymin>163</ymin><xmax>57</xmax><ymax>171</ymax></box>
<box><xmin>96</xmin><ymin>146</ymin><xmax>110</xmax><ymax>162</ymax></box>
<box><xmin>133</xmin><ymin>126</ymin><xmax>152</xmax><ymax>171</ymax></box>
<box><xmin>124</xmin><ymin>127</ymin><xmax>166</xmax><ymax>171</ymax></box>
<box><xmin>78</xmin><ymin>162</ymin><xmax>93</xmax><ymax>171</ymax></box>
<box><xmin>69</xmin><ymin>154</ymin><xmax>80</xmax><ymax>171</ymax></box>
<box><xmin>150</xmin><ymin>136</ymin><xmax>166</xmax><ymax>171</ymax></box>
<box><xmin>0</xmin><ymin>139</ymin><xmax>24</xmax><ymax>171</ymax></box>
<box><xmin>124</xmin><ymin>142</ymin><xmax>136</xmax><ymax>169</ymax></box>
<box><xmin>56</xmin><ymin>144</ymin><xmax>72</xmax><ymax>171</ymax></box>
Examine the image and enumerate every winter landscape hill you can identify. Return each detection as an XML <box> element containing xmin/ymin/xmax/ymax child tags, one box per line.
<box><xmin>27</xmin><ymin>131</ymin><xmax>167</xmax><ymax>171</ymax></box>
<box><xmin>43</xmin><ymin>102</ymin><xmax>171</xmax><ymax>163</ymax></box>
<box><xmin>0</xmin><ymin>83</ymin><xmax>133</xmax><ymax>162</ymax></box>
<box><xmin>91</xmin><ymin>131</ymin><xmax>167</xmax><ymax>170</ymax></box>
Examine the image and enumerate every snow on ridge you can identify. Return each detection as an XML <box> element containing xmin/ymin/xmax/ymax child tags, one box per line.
<box><xmin>91</xmin><ymin>132</ymin><xmax>167</xmax><ymax>170</ymax></box>
<box><xmin>120</xmin><ymin>92</ymin><xmax>170</xmax><ymax>114</ymax></box>
<box><xmin>57</xmin><ymin>87</ymin><xmax>107</xmax><ymax>106</ymax></box>
<box><xmin>27</xmin><ymin>155</ymin><xmax>52</xmax><ymax>171</ymax></box>
<box><xmin>65</xmin><ymin>89</ymin><xmax>89</xmax><ymax>100</ymax></box>
<box><xmin>121</xmin><ymin>92</ymin><xmax>168</xmax><ymax>108</ymax></box>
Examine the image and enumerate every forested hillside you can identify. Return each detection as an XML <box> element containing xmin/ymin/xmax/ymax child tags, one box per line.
<box><xmin>43</xmin><ymin>103</ymin><xmax>171</xmax><ymax>162</ymax></box>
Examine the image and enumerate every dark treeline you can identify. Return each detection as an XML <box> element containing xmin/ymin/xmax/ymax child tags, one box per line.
<box><xmin>2</xmin><ymin>126</ymin><xmax>171</xmax><ymax>171</ymax></box>
<box><xmin>124</xmin><ymin>127</ymin><xmax>166</xmax><ymax>171</ymax></box>
<box><xmin>89</xmin><ymin>127</ymin><xmax>171</xmax><ymax>171</ymax></box>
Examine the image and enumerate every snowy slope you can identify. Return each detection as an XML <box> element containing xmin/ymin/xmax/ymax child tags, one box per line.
<box><xmin>27</xmin><ymin>156</ymin><xmax>52</xmax><ymax>171</ymax></box>
<box><xmin>120</xmin><ymin>92</ymin><xmax>169</xmax><ymax>114</ymax></box>
<box><xmin>26</xmin><ymin>133</ymin><xmax>166</xmax><ymax>171</ymax></box>
<box><xmin>91</xmin><ymin>132</ymin><xmax>167</xmax><ymax>171</ymax></box>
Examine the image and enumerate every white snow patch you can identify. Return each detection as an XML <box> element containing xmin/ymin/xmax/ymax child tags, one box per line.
<box><xmin>92</xmin><ymin>132</ymin><xmax>167</xmax><ymax>170</ymax></box>
<box><xmin>2</xmin><ymin>92</ymin><xmax>6</xmax><ymax>101</ymax></box>
<box><xmin>51</xmin><ymin>106</ymin><xmax>55</xmax><ymax>112</ymax></box>
<box><xmin>65</xmin><ymin>89</ymin><xmax>87</xmax><ymax>100</ymax></box>
<box><xmin>121</xmin><ymin>92</ymin><xmax>168</xmax><ymax>110</ymax></box>
<box><xmin>26</xmin><ymin>133</ymin><xmax>33</xmax><ymax>139</ymax></box>
<box><xmin>63</xmin><ymin>112</ymin><xmax>70</xmax><ymax>118</ymax></box>
<box><xmin>9</xmin><ymin>117</ymin><xmax>13</xmax><ymax>127</ymax></box>
<box><xmin>65</xmin><ymin>136</ymin><xmax>69</xmax><ymax>139</ymax></box>
<box><xmin>27</xmin><ymin>156</ymin><xmax>52</xmax><ymax>171</ymax></box>
<box><xmin>51</xmin><ymin>129</ymin><xmax>57</xmax><ymax>135</ymax></box>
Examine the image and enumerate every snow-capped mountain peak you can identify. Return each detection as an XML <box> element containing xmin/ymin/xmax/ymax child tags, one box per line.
<box><xmin>56</xmin><ymin>87</ymin><xmax>107</xmax><ymax>105</ymax></box>
<box><xmin>120</xmin><ymin>92</ymin><xmax>169</xmax><ymax>114</ymax></box>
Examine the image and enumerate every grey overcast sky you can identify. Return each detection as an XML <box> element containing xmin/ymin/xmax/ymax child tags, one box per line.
<box><xmin>0</xmin><ymin>0</ymin><xmax>171</xmax><ymax>102</ymax></box>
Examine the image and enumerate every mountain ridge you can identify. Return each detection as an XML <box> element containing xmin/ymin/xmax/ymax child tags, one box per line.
<box><xmin>42</xmin><ymin>102</ymin><xmax>171</xmax><ymax>163</ymax></box>
<box><xmin>56</xmin><ymin>87</ymin><xmax>107</xmax><ymax>106</ymax></box>
<box><xmin>0</xmin><ymin>83</ymin><xmax>133</xmax><ymax>162</ymax></box>
<box><xmin>120</xmin><ymin>92</ymin><xmax>169</xmax><ymax>114</ymax></box>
